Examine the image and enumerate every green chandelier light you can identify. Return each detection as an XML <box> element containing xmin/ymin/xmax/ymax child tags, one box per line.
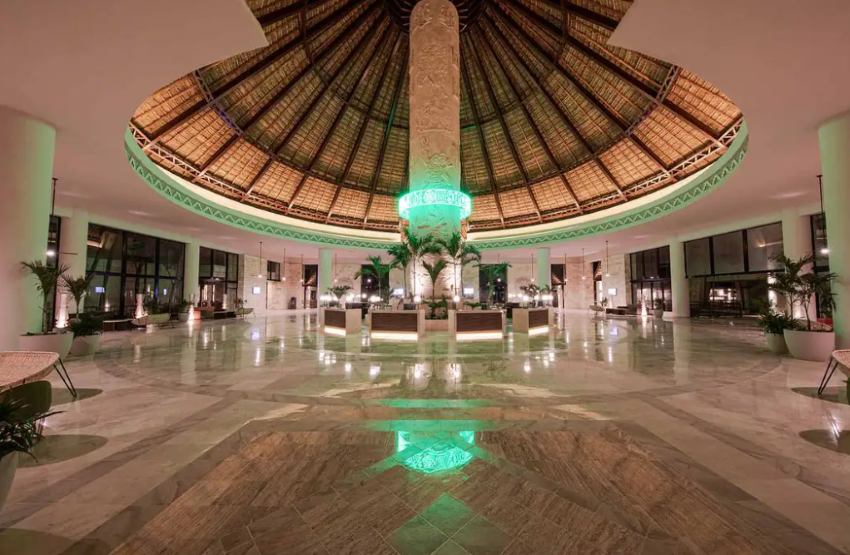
<box><xmin>398</xmin><ymin>189</ymin><xmax>472</xmax><ymax>221</ymax></box>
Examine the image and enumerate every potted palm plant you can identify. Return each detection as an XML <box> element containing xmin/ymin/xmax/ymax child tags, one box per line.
<box><xmin>177</xmin><ymin>299</ymin><xmax>192</xmax><ymax>322</ymax></box>
<box><xmin>62</xmin><ymin>274</ymin><xmax>91</xmax><ymax>320</ymax></box>
<box><xmin>653</xmin><ymin>298</ymin><xmax>665</xmax><ymax>318</ymax></box>
<box><xmin>19</xmin><ymin>261</ymin><xmax>73</xmax><ymax>356</ymax></box>
<box><xmin>422</xmin><ymin>259</ymin><xmax>448</xmax><ymax>316</ymax></box>
<box><xmin>387</xmin><ymin>243</ymin><xmax>412</xmax><ymax>301</ymax></box>
<box><xmin>400</xmin><ymin>227</ymin><xmax>441</xmax><ymax>300</ymax></box>
<box><xmin>479</xmin><ymin>262</ymin><xmax>511</xmax><ymax>308</ymax></box>
<box><xmin>69</xmin><ymin>313</ymin><xmax>103</xmax><ymax>356</ymax></box>
<box><xmin>329</xmin><ymin>285</ymin><xmax>353</xmax><ymax>306</ymax></box>
<box><xmin>0</xmin><ymin>397</ymin><xmax>59</xmax><ymax>511</ymax></box>
<box><xmin>769</xmin><ymin>254</ymin><xmax>837</xmax><ymax>361</ymax></box>
<box><xmin>436</xmin><ymin>231</ymin><xmax>481</xmax><ymax>308</ymax></box>
<box><xmin>356</xmin><ymin>256</ymin><xmax>394</xmax><ymax>305</ymax></box>
<box><xmin>756</xmin><ymin>308</ymin><xmax>795</xmax><ymax>355</ymax></box>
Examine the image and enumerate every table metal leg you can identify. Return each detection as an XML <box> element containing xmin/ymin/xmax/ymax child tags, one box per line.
<box><xmin>53</xmin><ymin>358</ymin><xmax>78</xmax><ymax>399</ymax></box>
<box><xmin>818</xmin><ymin>357</ymin><xmax>837</xmax><ymax>396</ymax></box>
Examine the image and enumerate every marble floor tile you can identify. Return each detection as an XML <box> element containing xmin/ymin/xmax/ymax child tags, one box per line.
<box><xmin>0</xmin><ymin>314</ymin><xmax>848</xmax><ymax>554</ymax></box>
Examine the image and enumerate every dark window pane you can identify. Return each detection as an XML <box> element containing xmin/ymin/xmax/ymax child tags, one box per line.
<box><xmin>713</xmin><ymin>231</ymin><xmax>745</xmax><ymax>274</ymax></box>
<box><xmin>158</xmin><ymin>240</ymin><xmax>185</xmax><ymax>278</ymax></box>
<box><xmin>227</xmin><ymin>253</ymin><xmax>239</xmax><ymax>281</ymax></box>
<box><xmin>685</xmin><ymin>238</ymin><xmax>711</xmax><ymax>276</ymax></box>
<box><xmin>812</xmin><ymin>213</ymin><xmax>829</xmax><ymax>268</ymax></box>
<box><xmin>267</xmin><ymin>261</ymin><xmax>281</xmax><ymax>281</ymax></box>
<box><xmin>657</xmin><ymin>246</ymin><xmax>671</xmax><ymax>279</ymax></box>
<box><xmin>199</xmin><ymin>247</ymin><xmax>213</xmax><ymax>278</ymax></box>
<box><xmin>213</xmin><ymin>251</ymin><xmax>227</xmax><ymax>279</ymax></box>
<box><xmin>86</xmin><ymin>275</ymin><xmax>122</xmax><ymax>315</ymax></box>
<box><xmin>644</xmin><ymin>249</ymin><xmax>659</xmax><ymax>279</ymax></box>
<box><xmin>747</xmin><ymin>223</ymin><xmax>783</xmax><ymax>272</ymax></box>
<box><xmin>125</xmin><ymin>232</ymin><xmax>157</xmax><ymax>276</ymax></box>
<box><xmin>87</xmin><ymin>225</ymin><xmax>124</xmax><ymax>273</ymax></box>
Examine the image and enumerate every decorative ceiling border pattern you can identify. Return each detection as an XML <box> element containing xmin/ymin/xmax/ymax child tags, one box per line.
<box><xmin>125</xmin><ymin>122</ymin><xmax>747</xmax><ymax>250</ymax></box>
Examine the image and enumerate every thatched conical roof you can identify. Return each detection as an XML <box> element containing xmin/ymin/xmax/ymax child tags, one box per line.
<box><xmin>131</xmin><ymin>0</ymin><xmax>741</xmax><ymax>232</ymax></box>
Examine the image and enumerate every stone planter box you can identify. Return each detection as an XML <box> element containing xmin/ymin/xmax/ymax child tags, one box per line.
<box><xmin>423</xmin><ymin>319</ymin><xmax>449</xmax><ymax>332</ymax></box>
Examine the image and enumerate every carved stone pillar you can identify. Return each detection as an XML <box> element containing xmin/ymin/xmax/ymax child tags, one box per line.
<box><xmin>409</xmin><ymin>0</ymin><xmax>460</xmax><ymax>239</ymax></box>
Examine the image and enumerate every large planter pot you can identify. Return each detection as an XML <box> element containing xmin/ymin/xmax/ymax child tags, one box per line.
<box><xmin>765</xmin><ymin>333</ymin><xmax>788</xmax><ymax>355</ymax></box>
<box><xmin>19</xmin><ymin>332</ymin><xmax>73</xmax><ymax>358</ymax></box>
<box><xmin>70</xmin><ymin>335</ymin><xmax>100</xmax><ymax>357</ymax></box>
<box><xmin>652</xmin><ymin>309</ymin><xmax>663</xmax><ymax>318</ymax></box>
<box><xmin>783</xmin><ymin>329</ymin><xmax>835</xmax><ymax>362</ymax></box>
<box><xmin>0</xmin><ymin>453</ymin><xmax>18</xmax><ymax>512</ymax></box>
<box><xmin>177</xmin><ymin>312</ymin><xmax>190</xmax><ymax>323</ymax></box>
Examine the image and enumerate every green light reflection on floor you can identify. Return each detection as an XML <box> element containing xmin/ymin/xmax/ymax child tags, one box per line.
<box><xmin>396</xmin><ymin>430</ymin><xmax>475</xmax><ymax>474</ymax></box>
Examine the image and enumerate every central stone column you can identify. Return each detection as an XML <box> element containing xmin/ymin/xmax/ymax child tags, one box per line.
<box><xmin>408</xmin><ymin>0</ymin><xmax>461</xmax><ymax>239</ymax></box>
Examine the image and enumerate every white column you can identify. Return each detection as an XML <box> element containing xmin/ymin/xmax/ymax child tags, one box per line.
<box><xmin>408</xmin><ymin>0</ymin><xmax>460</xmax><ymax>238</ymax></box>
<box><xmin>670</xmin><ymin>241</ymin><xmax>690</xmax><ymax>318</ymax></box>
<box><xmin>536</xmin><ymin>247</ymin><xmax>550</xmax><ymax>289</ymax></box>
<box><xmin>780</xmin><ymin>209</ymin><xmax>815</xmax><ymax>320</ymax></box>
<box><xmin>59</xmin><ymin>210</ymin><xmax>89</xmax><ymax>315</ymax></box>
<box><xmin>819</xmin><ymin>111</ymin><xmax>850</xmax><ymax>348</ymax></box>
<box><xmin>0</xmin><ymin>106</ymin><xmax>55</xmax><ymax>349</ymax></box>
<box><xmin>183</xmin><ymin>242</ymin><xmax>199</xmax><ymax>303</ymax></box>
<box><xmin>318</xmin><ymin>249</ymin><xmax>333</xmax><ymax>300</ymax></box>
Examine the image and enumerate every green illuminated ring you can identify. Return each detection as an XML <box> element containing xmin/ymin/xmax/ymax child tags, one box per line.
<box><xmin>398</xmin><ymin>189</ymin><xmax>472</xmax><ymax>221</ymax></box>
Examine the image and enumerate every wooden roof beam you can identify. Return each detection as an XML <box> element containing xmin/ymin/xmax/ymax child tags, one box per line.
<box><xmin>257</xmin><ymin>0</ymin><xmax>335</xmax><ymax>27</ymax></box>
<box><xmin>324</xmin><ymin>28</ymin><xmax>396</xmax><ymax>223</ymax></box>
<box><xmin>464</xmin><ymin>32</ymin><xmax>541</xmax><ymax>222</ymax></box>
<box><xmin>500</xmin><ymin>0</ymin><xmax>721</xmax><ymax>146</ymax></box>
<box><xmin>460</xmin><ymin>43</ymin><xmax>505</xmax><ymax>227</ymax></box>
<box><xmin>145</xmin><ymin>0</ymin><xmax>370</xmax><ymax>146</ymax></box>
<box><xmin>197</xmin><ymin>13</ymin><xmax>384</xmax><ymax>186</ymax></box>
<box><xmin>362</xmin><ymin>42</ymin><xmax>408</xmax><ymax>228</ymax></box>
<box><xmin>476</xmin><ymin>26</ymin><xmax>582</xmax><ymax>213</ymax></box>
<box><xmin>340</xmin><ymin>31</ymin><xmax>402</xmax><ymax>186</ymax></box>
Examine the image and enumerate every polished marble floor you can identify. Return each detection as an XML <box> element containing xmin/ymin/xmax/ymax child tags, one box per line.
<box><xmin>1</xmin><ymin>311</ymin><xmax>850</xmax><ymax>554</ymax></box>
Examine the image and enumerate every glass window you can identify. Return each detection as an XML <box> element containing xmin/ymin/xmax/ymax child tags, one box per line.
<box><xmin>158</xmin><ymin>239</ymin><xmax>185</xmax><ymax>278</ymax></box>
<box><xmin>267</xmin><ymin>261</ymin><xmax>281</xmax><ymax>281</ymax></box>
<box><xmin>125</xmin><ymin>232</ymin><xmax>157</xmax><ymax>276</ymax></box>
<box><xmin>227</xmin><ymin>253</ymin><xmax>239</xmax><ymax>282</ymax></box>
<box><xmin>643</xmin><ymin>249</ymin><xmax>658</xmax><ymax>279</ymax></box>
<box><xmin>199</xmin><ymin>247</ymin><xmax>213</xmax><ymax>278</ymax></box>
<box><xmin>712</xmin><ymin>231</ymin><xmax>745</xmax><ymax>274</ymax></box>
<box><xmin>747</xmin><ymin>223</ymin><xmax>783</xmax><ymax>272</ymax></box>
<box><xmin>685</xmin><ymin>238</ymin><xmax>711</xmax><ymax>277</ymax></box>
<box><xmin>86</xmin><ymin>274</ymin><xmax>122</xmax><ymax>315</ymax></box>
<box><xmin>213</xmin><ymin>251</ymin><xmax>227</xmax><ymax>278</ymax></box>
<box><xmin>812</xmin><ymin>213</ymin><xmax>829</xmax><ymax>269</ymax></box>
<box><xmin>87</xmin><ymin>225</ymin><xmax>124</xmax><ymax>273</ymax></box>
<box><xmin>657</xmin><ymin>246</ymin><xmax>671</xmax><ymax>279</ymax></box>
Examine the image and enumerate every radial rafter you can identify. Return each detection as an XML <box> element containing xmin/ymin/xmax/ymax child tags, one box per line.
<box><xmin>475</xmin><ymin>25</ymin><xmax>582</xmax><ymax>211</ymax></box>
<box><xmin>131</xmin><ymin>0</ymin><xmax>742</xmax><ymax>232</ymax></box>
<box><xmin>363</xmin><ymin>40</ymin><xmax>408</xmax><ymax>227</ymax></box>
<box><xmin>460</xmin><ymin>39</ymin><xmax>505</xmax><ymax>226</ymax></box>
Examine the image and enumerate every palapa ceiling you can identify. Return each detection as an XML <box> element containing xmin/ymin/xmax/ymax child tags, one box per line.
<box><xmin>130</xmin><ymin>0</ymin><xmax>742</xmax><ymax>232</ymax></box>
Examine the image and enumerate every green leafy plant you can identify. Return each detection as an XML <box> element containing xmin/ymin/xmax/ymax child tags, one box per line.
<box><xmin>519</xmin><ymin>283</ymin><xmax>540</xmax><ymax>305</ymax></box>
<box><xmin>479</xmin><ymin>262</ymin><xmax>511</xmax><ymax>306</ymax></box>
<box><xmin>62</xmin><ymin>274</ymin><xmax>92</xmax><ymax>319</ymax></box>
<box><xmin>70</xmin><ymin>313</ymin><xmax>103</xmax><ymax>338</ymax></box>
<box><xmin>177</xmin><ymin>299</ymin><xmax>192</xmax><ymax>313</ymax></box>
<box><xmin>387</xmin><ymin>243</ymin><xmax>412</xmax><ymax>299</ymax></box>
<box><xmin>436</xmin><ymin>231</ymin><xmax>481</xmax><ymax>299</ymax></box>
<box><xmin>756</xmin><ymin>308</ymin><xmax>797</xmax><ymax>335</ymax></box>
<box><xmin>653</xmin><ymin>298</ymin><xmax>665</xmax><ymax>310</ymax></box>
<box><xmin>0</xmin><ymin>397</ymin><xmax>60</xmax><ymax>460</ymax></box>
<box><xmin>422</xmin><ymin>259</ymin><xmax>448</xmax><ymax>312</ymax></box>
<box><xmin>328</xmin><ymin>285</ymin><xmax>352</xmax><ymax>301</ymax></box>
<box><xmin>356</xmin><ymin>256</ymin><xmax>394</xmax><ymax>302</ymax></box>
<box><xmin>769</xmin><ymin>254</ymin><xmax>837</xmax><ymax>331</ymax></box>
<box><xmin>401</xmin><ymin>227</ymin><xmax>442</xmax><ymax>297</ymax></box>
<box><xmin>425</xmin><ymin>298</ymin><xmax>449</xmax><ymax>319</ymax></box>
<box><xmin>21</xmin><ymin>260</ymin><xmax>70</xmax><ymax>334</ymax></box>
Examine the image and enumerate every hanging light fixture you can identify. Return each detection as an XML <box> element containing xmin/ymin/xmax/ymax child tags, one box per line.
<box><xmin>818</xmin><ymin>174</ymin><xmax>829</xmax><ymax>255</ymax></box>
<box><xmin>257</xmin><ymin>241</ymin><xmax>264</xmax><ymax>278</ymax></box>
<box><xmin>605</xmin><ymin>240</ymin><xmax>610</xmax><ymax>277</ymax></box>
<box><xmin>334</xmin><ymin>253</ymin><xmax>338</xmax><ymax>283</ymax></box>
<box><xmin>531</xmin><ymin>252</ymin><xmax>535</xmax><ymax>282</ymax></box>
<box><xmin>300</xmin><ymin>254</ymin><xmax>304</xmax><ymax>283</ymax></box>
<box><xmin>282</xmin><ymin>248</ymin><xmax>287</xmax><ymax>282</ymax></box>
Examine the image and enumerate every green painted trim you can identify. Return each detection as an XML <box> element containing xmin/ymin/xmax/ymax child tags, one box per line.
<box><xmin>125</xmin><ymin>123</ymin><xmax>748</xmax><ymax>250</ymax></box>
<box><xmin>469</xmin><ymin>122</ymin><xmax>749</xmax><ymax>249</ymax></box>
<box><xmin>124</xmin><ymin>128</ymin><xmax>398</xmax><ymax>249</ymax></box>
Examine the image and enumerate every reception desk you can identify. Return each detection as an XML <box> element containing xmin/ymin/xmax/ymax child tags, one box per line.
<box><xmin>323</xmin><ymin>308</ymin><xmax>361</xmax><ymax>336</ymax></box>
<box><xmin>452</xmin><ymin>310</ymin><xmax>505</xmax><ymax>340</ymax></box>
<box><xmin>513</xmin><ymin>307</ymin><xmax>551</xmax><ymax>335</ymax></box>
<box><xmin>369</xmin><ymin>310</ymin><xmax>423</xmax><ymax>340</ymax></box>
